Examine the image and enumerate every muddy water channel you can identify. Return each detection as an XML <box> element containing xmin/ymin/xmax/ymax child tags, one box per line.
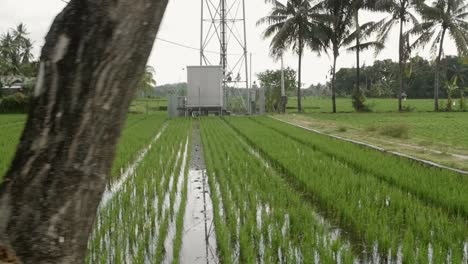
<box><xmin>179</xmin><ymin>122</ymin><xmax>219</xmax><ymax>263</ymax></box>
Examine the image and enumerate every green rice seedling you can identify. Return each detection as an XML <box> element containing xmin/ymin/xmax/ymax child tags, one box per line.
<box><xmin>254</xmin><ymin>116</ymin><xmax>468</xmax><ymax>219</ymax></box>
<box><xmin>0</xmin><ymin>113</ymin><xmax>167</xmax><ymax>182</ymax></box>
<box><xmin>110</xmin><ymin>113</ymin><xmax>167</xmax><ymax>182</ymax></box>
<box><xmin>225</xmin><ymin>117</ymin><xmax>468</xmax><ymax>262</ymax></box>
<box><xmin>200</xmin><ymin>118</ymin><xmax>356</xmax><ymax>263</ymax></box>
<box><xmin>86</xmin><ymin>119</ymin><xmax>191</xmax><ymax>263</ymax></box>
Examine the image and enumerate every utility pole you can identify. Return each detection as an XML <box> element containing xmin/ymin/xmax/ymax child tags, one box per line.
<box><xmin>250</xmin><ymin>53</ymin><xmax>252</xmax><ymax>92</ymax></box>
<box><xmin>281</xmin><ymin>56</ymin><xmax>286</xmax><ymax>113</ymax></box>
<box><xmin>242</xmin><ymin>0</ymin><xmax>249</xmax><ymax>114</ymax></box>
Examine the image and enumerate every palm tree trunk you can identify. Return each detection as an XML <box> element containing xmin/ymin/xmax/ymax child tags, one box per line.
<box><xmin>0</xmin><ymin>0</ymin><xmax>168</xmax><ymax>262</ymax></box>
<box><xmin>355</xmin><ymin>10</ymin><xmax>361</xmax><ymax>111</ymax></box>
<box><xmin>398</xmin><ymin>15</ymin><xmax>404</xmax><ymax>112</ymax></box>
<box><xmin>297</xmin><ymin>42</ymin><xmax>303</xmax><ymax>113</ymax></box>
<box><xmin>332</xmin><ymin>49</ymin><xmax>338</xmax><ymax>113</ymax></box>
<box><xmin>434</xmin><ymin>27</ymin><xmax>447</xmax><ymax>111</ymax></box>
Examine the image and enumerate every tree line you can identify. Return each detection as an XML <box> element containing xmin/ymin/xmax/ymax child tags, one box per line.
<box><xmin>0</xmin><ymin>23</ymin><xmax>157</xmax><ymax>112</ymax></box>
<box><xmin>258</xmin><ymin>0</ymin><xmax>468</xmax><ymax>112</ymax></box>
<box><xmin>333</xmin><ymin>55</ymin><xmax>467</xmax><ymax>99</ymax></box>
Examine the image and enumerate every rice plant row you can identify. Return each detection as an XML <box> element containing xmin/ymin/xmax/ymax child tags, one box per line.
<box><xmin>201</xmin><ymin>118</ymin><xmax>356</xmax><ymax>263</ymax></box>
<box><xmin>0</xmin><ymin>113</ymin><xmax>167</xmax><ymax>182</ymax></box>
<box><xmin>86</xmin><ymin>119</ymin><xmax>191</xmax><ymax>263</ymax></box>
<box><xmin>110</xmin><ymin>113</ymin><xmax>167</xmax><ymax>182</ymax></box>
<box><xmin>254</xmin><ymin>116</ymin><xmax>468</xmax><ymax>219</ymax></box>
<box><xmin>224</xmin><ymin>117</ymin><xmax>468</xmax><ymax>263</ymax></box>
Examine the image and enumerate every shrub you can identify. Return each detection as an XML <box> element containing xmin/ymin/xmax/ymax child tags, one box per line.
<box><xmin>379</xmin><ymin>124</ymin><xmax>410</xmax><ymax>139</ymax></box>
<box><xmin>460</xmin><ymin>90</ymin><xmax>466</xmax><ymax>111</ymax></box>
<box><xmin>401</xmin><ymin>105</ymin><xmax>416</xmax><ymax>112</ymax></box>
<box><xmin>352</xmin><ymin>88</ymin><xmax>372</xmax><ymax>112</ymax></box>
<box><xmin>0</xmin><ymin>92</ymin><xmax>30</xmax><ymax>113</ymax></box>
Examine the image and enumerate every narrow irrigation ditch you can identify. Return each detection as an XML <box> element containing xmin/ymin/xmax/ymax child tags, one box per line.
<box><xmin>179</xmin><ymin>120</ymin><xmax>219</xmax><ymax>263</ymax></box>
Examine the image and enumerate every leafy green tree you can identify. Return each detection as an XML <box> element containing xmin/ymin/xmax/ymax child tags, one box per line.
<box><xmin>137</xmin><ymin>65</ymin><xmax>156</xmax><ymax>97</ymax></box>
<box><xmin>406</xmin><ymin>56</ymin><xmax>433</xmax><ymax>98</ymax></box>
<box><xmin>257</xmin><ymin>67</ymin><xmax>297</xmax><ymax>112</ymax></box>
<box><xmin>445</xmin><ymin>75</ymin><xmax>459</xmax><ymax>111</ymax></box>
<box><xmin>375</xmin><ymin>0</ymin><xmax>419</xmax><ymax>111</ymax></box>
<box><xmin>410</xmin><ymin>0</ymin><xmax>468</xmax><ymax>111</ymax></box>
<box><xmin>0</xmin><ymin>23</ymin><xmax>36</xmax><ymax>77</ymax></box>
<box><xmin>257</xmin><ymin>0</ymin><xmax>328</xmax><ymax>112</ymax></box>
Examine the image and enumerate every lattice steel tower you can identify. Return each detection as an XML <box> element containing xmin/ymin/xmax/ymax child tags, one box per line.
<box><xmin>200</xmin><ymin>0</ymin><xmax>250</xmax><ymax>113</ymax></box>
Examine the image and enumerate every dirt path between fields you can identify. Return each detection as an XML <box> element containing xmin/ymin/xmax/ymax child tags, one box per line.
<box><xmin>272</xmin><ymin>115</ymin><xmax>468</xmax><ymax>174</ymax></box>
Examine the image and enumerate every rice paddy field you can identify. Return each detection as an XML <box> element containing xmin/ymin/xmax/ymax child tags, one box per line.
<box><xmin>1</xmin><ymin>107</ymin><xmax>467</xmax><ymax>263</ymax></box>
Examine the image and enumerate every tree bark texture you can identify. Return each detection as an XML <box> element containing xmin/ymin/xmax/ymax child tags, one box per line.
<box><xmin>355</xmin><ymin>10</ymin><xmax>361</xmax><ymax>111</ymax></box>
<box><xmin>0</xmin><ymin>0</ymin><xmax>168</xmax><ymax>263</ymax></box>
<box><xmin>297</xmin><ymin>37</ymin><xmax>303</xmax><ymax>113</ymax></box>
<box><xmin>434</xmin><ymin>28</ymin><xmax>447</xmax><ymax>112</ymax></box>
<box><xmin>332</xmin><ymin>49</ymin><xmax>338</xmax><ymax>113</ymax></box>
<box><xmin>398</xmin><ymin>15</ymin><xmax>404</xmax><ymax>112</ymax></box>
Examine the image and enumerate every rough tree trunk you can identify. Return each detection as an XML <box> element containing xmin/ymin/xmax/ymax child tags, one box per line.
<box><xmin>434</xmin><ymin>28</ymin><xmax>447</xmax><ymax>112</ymax></box>
<box><xmin>331</xmin><ymin>49</ymin><xmax>338</xmax><ymax>113</ymax></box>
<box><xmin>297</xmin><ymin>40</ymin><xmax>303</xmax><ymax>113</ymax></box>
<box><xmin>0</xmin><ymin>0</ymin><xmax>168</xmax><ymax>263</ymax></box>
<box><xmin>354</xmin><ymin>10</ymin><xmax>361</xmax><ymax>111</ymax></box>
<box><xmin>398</xmin><ymin>15</ymin><xmax>404</xmax><ymax>112</ymax></box>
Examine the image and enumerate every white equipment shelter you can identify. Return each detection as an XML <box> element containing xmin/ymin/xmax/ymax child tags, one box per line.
<box><xmin>186</xmin><ymin>66</ymin><xmax>225</xmax><ymax>115</ymax></box>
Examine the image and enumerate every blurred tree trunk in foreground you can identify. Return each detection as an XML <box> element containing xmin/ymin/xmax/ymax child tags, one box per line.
<box><xmin>0</xmin><ymin>0</ymin><xmax>168</xmax><ymax>263</ymax></box>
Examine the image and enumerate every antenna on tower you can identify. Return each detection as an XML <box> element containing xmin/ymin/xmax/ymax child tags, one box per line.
<box><xmin>200</xmin><ymin>0</ymin><xmax>250</xmax><ymax>114</ymax></box>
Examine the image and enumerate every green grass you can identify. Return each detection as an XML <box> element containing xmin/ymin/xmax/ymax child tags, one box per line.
<box><xmin>0</xmin><ymin>116</ymin><xmax>24</xmax><ymax>177</ymax></box>
<box><xmin>300</xmin><ymin>111</ymin><xmax>468</xmax><ymax>148</ymax></box>
<box><xmin>288</xmin><ymin>97</ymin><xmax>450</xmax><ymax>113</ymax></box>
<box><xmin>130</xmin><ymin>98</ymin><xmax>168</xmax><ymax>114</ymax></box>
<box><xmin>225</xmin><ymin>116</ymin><xmax>468</xmax><ymax>263</ymax></box>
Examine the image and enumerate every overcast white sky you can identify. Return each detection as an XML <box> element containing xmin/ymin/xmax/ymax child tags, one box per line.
<box><xmin>0</xmin><ymin>0</ymin><xmax>459</xmax><ymax>86</ymax></box>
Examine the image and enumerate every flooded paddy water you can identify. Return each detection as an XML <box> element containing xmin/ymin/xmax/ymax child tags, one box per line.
<box><xmin>179</xmin><ymin>122</ymin><xmax>218</xmax><ymax>263</ymax></box>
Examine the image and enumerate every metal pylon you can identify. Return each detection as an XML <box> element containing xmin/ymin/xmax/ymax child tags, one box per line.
<box><xmin>200</xmin><ymin>0</ymin><xmax>250</xmax><ymax>114</ymax></box>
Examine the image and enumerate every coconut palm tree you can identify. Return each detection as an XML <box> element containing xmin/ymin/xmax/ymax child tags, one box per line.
<box><xmin>375</xmin><ymin>0</ymin><xmax>419</xmax><ymax>111</ymax></box>
<box><xmin>321</xmin><ymin>0</ymin><xmax>355</xmax><ymax>113</ymax></box>
<box><xmin>410</xmin><ymin>0</ymin><xmax>468</xmax><ymax>111</ymax></box>
<box><xmin>138</xmin><ymin>65</ymin><xmax>156</xmax><ymax>97</ymax></box>
<box><xmin>257</xmin><ymin>0</ymin><xmax>328</xmax><ymax>112</ymax></box>
<box><xmin>0</xmin><ymin>23</ymin><xmax>35</xmax><ymax>76</ymax></box>
<box><xmin>349</xmin><ymin>0</ymin><xmax>384</xmax><ymax>111</ymax></box>
<box><xmin>21</xmin><ymin>39</ymin><xmax>34</xmax><ymax>64</ymax></box>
